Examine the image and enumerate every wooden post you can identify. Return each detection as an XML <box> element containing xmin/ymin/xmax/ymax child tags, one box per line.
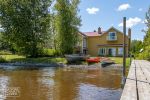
<box><xmin>128</xmin><ymin>28</ymin><xmax>131</xmax><ymax>53</ymax></box>
<box><xmin>128</xmin><ymin>28</ymin><xmax>132</xmax><ymax>65</ymax></box>
<box><xmin>122</xmin><ymin>17</ymin><xmax>126</xmax><ymax>86</ymax></box>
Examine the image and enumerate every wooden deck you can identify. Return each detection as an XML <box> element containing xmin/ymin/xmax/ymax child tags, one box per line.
<box><xmin>120</xmin><ymin>60</ymin><xmax>150</xmax><ymax>100</ymax></box>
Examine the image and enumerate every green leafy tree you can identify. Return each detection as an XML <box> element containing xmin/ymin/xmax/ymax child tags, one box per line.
<box><xmin>138</xmin><ymin>7</ymin><xmax>150</xmax><ymax>61</ymax></box>
<box><xmin>144</xmin><ymin>7</ymin><xmax>150</xmax><ymax>46</ymax></box>
<box><xmin>0</xmin><ymin>0</ymin><xmax>52</xmax><ymax>57</ymax></box>
<box><xmin>131</xmin><ymin>40</ymin><xmax>143</xmax><ymax>55</ymax></box>
<box><xmin>0</xmin><ymin>32</ymin><xmax>11</xmax><ymax>51</ymax></box>
<box><xmin>55</xmin><ymin>0</ymin><xmax>81</xmax><ymax>55</ymax></box>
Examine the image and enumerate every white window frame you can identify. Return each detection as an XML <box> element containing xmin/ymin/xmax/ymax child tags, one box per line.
<box><xmin>99</xmin><ymin>48</ymin><xmax>106</xmax><ymax>56</ymax></box>
<box><xmin>107</xmin><ymin>32</ymin><xmax>117</xmax><ymax>40</ymax></box>
<box><xmin>83</xmin><ymin>38</ymin><xmax>86</xmax><ymax>48</ymax></box>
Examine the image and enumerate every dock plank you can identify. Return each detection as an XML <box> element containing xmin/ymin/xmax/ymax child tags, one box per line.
<box><xmin>139</xmin><ymin>60</ymin><xmax>150</xmax><ymax>83</ymax></box>
<box><xmin>135</xmin><ymin>60</ymin><xmax>150</xmax><ymax>100</ymax></box>
<box><xmin>120</xmin><ymin>60</ymin><xmax>150</xmax><ymax>100</ymax></box>
<box><xmin>120</xmin><ymin>61</ymin><xmax>137</xmax><ymax>100</ymax></box>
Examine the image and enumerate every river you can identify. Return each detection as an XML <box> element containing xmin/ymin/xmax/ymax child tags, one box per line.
<box><xmin>0</xmin><ymin>65</ymin><xmax>122</xmax><ymax>100</ymax></box>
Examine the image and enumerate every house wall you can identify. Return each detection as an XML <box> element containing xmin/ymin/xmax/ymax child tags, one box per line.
<box><xmin>87</xmin><ymin>28</ymin><xmax>129</xmax><ymax>56</ymax></box>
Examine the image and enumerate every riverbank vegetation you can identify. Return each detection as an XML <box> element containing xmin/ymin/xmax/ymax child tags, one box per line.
<box><xmin>0</xmin><ymin>54</ymin><xmax>67</xmax><ymax>64</ymax></box>
<box><xmin>0</xmin><ymin>0</ymin><xmax>81</xmax><ymax>58</ymax></box>
<box><xmin>0</xmin><ymin>52</ymin><xmax>130</xmax><ymax>67</ymax></box>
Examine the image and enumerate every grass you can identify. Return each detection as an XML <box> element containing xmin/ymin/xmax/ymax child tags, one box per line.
<box><xmin>109</xmin><ymin>57</ymin><xmax>131</xmax><ymax>68</ymax></box>
<box><xmin>0</xmin><ymin>50</ymin><xmax>12</xmax><ymax>55</ymax></box>
<box><xmin>0</xmin><ymin>51</ymin><xmax>132</xmax><ymax>66</ymax></box>
<box><xmin>0</xmin><ymin>54</ymin><xmax>67</xmax><ymax>64</ymax></box>
<box><xmin>0</xmin><ymin>49</ymin><xmax>67</xmax><ymax>64</ymax></box>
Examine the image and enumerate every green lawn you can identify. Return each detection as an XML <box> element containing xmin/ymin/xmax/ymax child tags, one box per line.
<box><xmin>0</xmin><ymin>53</ymin><xmax>132</xmax><ymax>67</ymax></box>
<box><xmin>0</xmin><ymin>54</ymin><xmax>67</xmax><ymax>64</ymax></box>
<box><xmin>109</xmin><ymin>57</ymin><xmax>131</xmax><ymax>68</ymax></box>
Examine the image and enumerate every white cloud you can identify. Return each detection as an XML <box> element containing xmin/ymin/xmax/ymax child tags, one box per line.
<box><xmin>86</xmin><ymin>7</ymin><xmax>99</xmax><ymax>14</ymax></box>
<box><xmin>117</xmin><ymin>3</ymin><xmax>131</xmax><ymax>11</ymax></box>
<box><xmin>118</xmin><ymin>17</ymin><xmax>142</xmax><ymax>28</ymax></box>
<box><xmin>138</xmin><ymin>8</ymin><xmax>143</xmax><ymax>11</ymax></box>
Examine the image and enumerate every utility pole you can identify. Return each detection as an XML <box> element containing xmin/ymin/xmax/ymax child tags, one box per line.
<box><xmin>122</xmin><ymin>17</ymin><xmax>126</xmax><ymax>86</ymax></box>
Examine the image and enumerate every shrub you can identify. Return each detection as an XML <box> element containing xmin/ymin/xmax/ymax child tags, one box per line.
<box><xmin>138</xmin><ymin>46</ymin><xmax>150</xmax><ymax>61</ymax></box>
<box><xmin>0</xmin><ymin>56</ymin><xmax>7</xmax><ymax>63</ymax></box>
<box><xmin>40</xmin><ymin>49</ymin><xmax>61</xmax><ymax>57</ymax></box>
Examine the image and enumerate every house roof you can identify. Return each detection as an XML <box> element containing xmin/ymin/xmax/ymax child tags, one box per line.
<box><xmin>81</xmin><ymin>27</ymin><xmax>124</xmax><ymax>37</ymax></box>
<box><xmin>82</xmin><ymin>32</ymin><xmax>105</xmax><ymax>37</ymax></box>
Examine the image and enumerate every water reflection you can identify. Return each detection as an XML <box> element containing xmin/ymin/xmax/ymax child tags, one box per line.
<box><xmin>77</xmin><ymin>84</ymin><xmax>121</xmax><ymax>100</ymax></box>
<box><xmin>0</xmin><ymin>66</ymin><xmax>122</xmax><ymax>100</ymax></box>
<box><xmin>0</xmin><ymin>75</ymin><xmax>9</xmax><ymax>100</ymax></box>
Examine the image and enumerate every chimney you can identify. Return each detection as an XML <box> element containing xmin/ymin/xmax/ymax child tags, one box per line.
<box><xmin>98</xmin><ymin>27</ymin><xmax>101</xmax><ymax>34</ymax></box>
<box><xmin>128</xmin><ymin>28</ymin><xmax>131</xmax><ymax>54</ymax></box>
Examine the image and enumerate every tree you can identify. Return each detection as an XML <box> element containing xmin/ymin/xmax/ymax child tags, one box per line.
<box><xmin>131</xmin><ymin>40</ymin><xmax>143</xmax><ymax>55</ymax></box>
<box><xmin>0</xmin><ymin>32</ymin><xmax>11</xmax><ymax>51</ymax></box>
<box><xmin>138</xmin><ymin>7</ymin><xmax>150</xmax><ymax>61</ymax></box>
<box><xmin>0</xmin><ymin>0</ymin><xmax>52</xmax><ymax>57</ymax></box>
<box><xmin>55</xmin><ymin>0</ymin><xmax>81</xmax><ymax>55</ymax></box>
<box><xmin>144</xmin><ymin>7</ymin><xmax>150</xmax><ymax>47</ymax></box>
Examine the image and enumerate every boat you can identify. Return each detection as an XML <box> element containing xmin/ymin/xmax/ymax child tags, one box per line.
<box><xmin>101</xmin><ymin>60</ymin><xmax>115</xmax><ymax>67</ymax></box>
<box><xmin>98</xmin><ymin>57</ymin><xmax>115</xmax><ymax>67</ymax></box>
<box><xmin>86</xmin><ymin>57</ymin><xmax>100</xmax><ymax>63</ymax></box>
<box><xmin>65</xmin><ymin>54</ymin><xmax>90</xmax><ymax>63</ymax></box>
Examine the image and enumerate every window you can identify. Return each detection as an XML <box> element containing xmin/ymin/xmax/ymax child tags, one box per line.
<box><xmin>107</xmin><ymin>32</ymin><xmax>117</xmax><ymax>40</ymax></box>
<box><xmin>118</xmin><ymin>48</ymin><xmax>123</xmax><ymax>55</ymax></box>
<box><xmin>109</xmin><ymin>32</ymin><xmax>116</xmax><ymax>37</ymax></box>
<box><xmin>83</xmin><ymin>38</ymin><xmax>86</xmax><ymax>48</ymax></box>
<box><xmin>99</xmin><ymin>48</ymin><xmax>106</xmax><ymax>56</ymax></box>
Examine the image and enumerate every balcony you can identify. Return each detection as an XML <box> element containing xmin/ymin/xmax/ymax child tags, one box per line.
<box><xmin>107</xmin><ymin>36</ymin><xmax>117</xmax><ymax>41</ymax></box>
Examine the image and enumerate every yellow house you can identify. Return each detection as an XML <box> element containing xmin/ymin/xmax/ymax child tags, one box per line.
<box><xmin>79</xmin><ymin>27</ymin><xmax>131</xmax><ymax>57</ymax></box>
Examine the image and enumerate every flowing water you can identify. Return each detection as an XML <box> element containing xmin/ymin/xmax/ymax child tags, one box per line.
<box><xmin>0</xmin><ymin>65</ymin><xmax>122</xmax><ymax>100</ymax></box>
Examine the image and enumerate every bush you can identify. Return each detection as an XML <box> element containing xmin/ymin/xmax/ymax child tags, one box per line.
<box><xmin>40</xmin><ymin>49</ymin><xmax>61</xmax><ymax>57</ymax></box>
<box><xmin>43</xmin><ymin>49</ymin><xmax>55</xmax><ymax>56</ymax></box>
<box><xmin>0</xmin><ymin>56</ymin><xmax>7</xmax><ymax>63</ymax></box>
<box><xmin>138</xmin><ymin>46</ymin><xmax>150</xmax><ymax>61</ymax></box>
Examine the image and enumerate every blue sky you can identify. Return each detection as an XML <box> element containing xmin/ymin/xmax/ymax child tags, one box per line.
<box><xmin>78</xmin><ymin>0</ymin><xmax>149</xmax><ymax>40</ymax></box>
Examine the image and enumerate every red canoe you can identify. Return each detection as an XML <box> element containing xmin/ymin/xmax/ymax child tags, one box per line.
<box><xmin>86</xmin><ymin>57</ymin><xmax>100</xmax><ymax>63</ymax></box>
